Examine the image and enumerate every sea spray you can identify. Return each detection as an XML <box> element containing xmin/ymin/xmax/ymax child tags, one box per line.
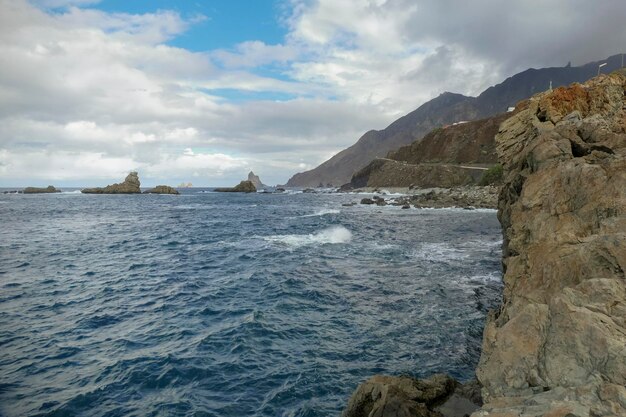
<box><xmin>264</xmin><ymin>225</ymin><xmax>352</xmax><ymax>247</ymax></box>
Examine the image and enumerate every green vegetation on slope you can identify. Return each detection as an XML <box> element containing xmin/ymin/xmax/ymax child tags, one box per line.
<box><xmin>479</xmin><ymin>164</ymin><xmax>503</xmax><ymax>186</ymax></box>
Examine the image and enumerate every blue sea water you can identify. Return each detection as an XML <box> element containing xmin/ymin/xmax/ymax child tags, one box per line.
<box><xmin>0</xmin><ymin>189</ymin><xmax>503</xmax><ymax>417</ymax></box>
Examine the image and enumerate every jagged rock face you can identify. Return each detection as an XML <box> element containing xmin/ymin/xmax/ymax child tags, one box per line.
<box><xmin>474</xmin><ymin>71</ymin><xmax>626</xmax><ymax>416</ymax></box>
<box><xmin>247</xmin><ymin>171</ymin><xmax>265</xmax><ymax>189</ymax></box>
<box><xmin>23</xmin><ymin>185</ymin><xmax>60</xmax><ymax>193</ymax></box>
<box><xmin>81</xmin><ymin>172</ymin><xmax>141</xmax><ymax>194</ymax></box>
<box><xmin>143</xmin><ymin>185</ymin><xmax>179</xmax><ymax>195</ymax></box>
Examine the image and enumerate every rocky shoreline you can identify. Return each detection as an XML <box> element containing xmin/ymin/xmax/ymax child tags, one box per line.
<box><xmin>343</xmin><ymin>72</ymin><xmax>626</xmax><ymax>416</ymax></box>
<box><xmin>344</xmin><ymin>186</ymin><xmax>500</xmax><ymax>209</ymax></box>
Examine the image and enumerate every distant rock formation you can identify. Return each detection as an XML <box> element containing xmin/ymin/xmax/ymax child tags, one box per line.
<box><xmin>286</xmin><ymin>54</ymin><xmax>626</xmax><ymax>187</ymax></box>
<box><xmin>81</xmin><ymin>172</ymin><xmax>141</xmax><ymax>194</ymax></box>
<box><xmin>23</xmin><ymin>185</ymin><xmax>61</xmax><ymax>194</ymax></box>
<box><xmin>143</xmin><ymin>185</ymin><xmax>179</xmax><ymax>195</ymax></box>
<box><xmin>247</xmin><ymin>171</ymin><xmax>266</xmax><ymax>189</ymax></box>
<box><xmin>178</xmin><ymin>182</ymin><xmax>193</xmax><ymax>188</ymax></box>
<box><xmin>214</xmin><ymin>180</ymin><xmax>256</xmax><ymax>193</ymax></box>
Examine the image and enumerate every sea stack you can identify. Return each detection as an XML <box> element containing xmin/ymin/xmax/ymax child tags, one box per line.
<box><xmin>81</xmin><ymin>172</ymin><xmax>141</xmax><ymax>194</ymax></box>
<box><xmin>247</xmin><ymin>171</ymin><xmax>266</xmax><ymax>189</ymax></box>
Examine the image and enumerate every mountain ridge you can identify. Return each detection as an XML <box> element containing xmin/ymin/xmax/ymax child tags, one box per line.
<box><xmin>285</xmin><ymin>53</ymin><xmax>625</xmax><ymax>187</ymax></box>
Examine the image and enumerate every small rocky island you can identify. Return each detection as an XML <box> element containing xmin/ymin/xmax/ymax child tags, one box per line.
<box><xmin>82</xmin><ymin>172</ymin><xmax>141</xmax><ymax>194</ymax></box>
<box><xmin>23</xmin><ymin>185</ymin><xmax>61</xmax><ymax>194</ymax></box>
<box><xmin>214</xmin><ymin>180</ymin><xmax>257</xmax><ymax>193</ymax></box>
<box><xmin>81</xmin><ymin>172</ymin><xmax>178</xmax><ymax>194</ymax></box>
<box><xmin>143</xmin><ymin>185</ymin><xmax>179</xmax><ymax>195</ymax></box>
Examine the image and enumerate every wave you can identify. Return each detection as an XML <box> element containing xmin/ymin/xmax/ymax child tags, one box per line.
<box><xmin>264</xmin><ymin>225</ymin><xmax>352</xmax><ymax>247</ymax></box>
<box><xmin>300</xmin><ymin>208</ymin><xmax>340</xmax><ymax>218</ymax></box>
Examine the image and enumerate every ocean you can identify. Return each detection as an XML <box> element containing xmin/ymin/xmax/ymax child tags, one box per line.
<box><xmin>0</xmin><ymin>189</ymin><xmax>502</xmax><ymax>416</ymax></box>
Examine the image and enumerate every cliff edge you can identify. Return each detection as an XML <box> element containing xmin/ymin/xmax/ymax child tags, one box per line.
<box><xmin>343</xmin><ymin>71</ymin><xmax>626</xmax><ymax>417</ymax></box>
<box><xmin>475</xmin><ymin>71</ymin><xmax>626</xmax><ymax>416</ymax></box>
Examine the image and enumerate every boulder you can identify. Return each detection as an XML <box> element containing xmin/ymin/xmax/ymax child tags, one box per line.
<box><xmin>23</xmin><ymin>185</ymin><xmax>61</xmax><ymax>194</ymax></box>
<box><xmin>81</xmin><ymin>172</ymin><xmax>141</xmax><ymax>194</ymax></box>
<box><xmin>214</xmin><ymin>180</ymin><xmax>257</xmax><ymax>193</ymax></box>
<box><xmin>343</xmin><ymin>374</ymin><xmax>480</xmax><ymax>417</ymax></box>
<box><xmin>143</xmin><ymin>185</ymin><xmax>179</xmax><ymax>195</ymax></box>
<box><xmin>360</xmin><ymin>198</ymin><xmax>375</xmax><ymax>205</ymax></box>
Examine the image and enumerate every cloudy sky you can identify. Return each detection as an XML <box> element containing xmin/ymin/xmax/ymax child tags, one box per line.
<box><xmin>1</xmin><ymin>0</ymin><xmax>625</xmax><ymax>186</ymax></box>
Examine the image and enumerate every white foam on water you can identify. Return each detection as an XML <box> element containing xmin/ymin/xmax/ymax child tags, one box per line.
<box><xmin>264</xmin><ymin>225</ymin><xmax>352</xmax><ymax>247</ymax></box>
<box><xmin>61</xmin><ymin>190</ymin><xmax>82</xmax><ymax>194</ymax></box>
<box><xmin>419</xmin><ymin>207</ymin><xmax>497</xmax><ymax>213</ymax></box>
<box><xmin>300</xmin><ymin>208</ymin><xmax>341</xmax><ymax>218</ymax></box>
<box><xmin>411</xmin><ymin>242</ymin><xmax>469</xmax><ymax>262</ymax></box>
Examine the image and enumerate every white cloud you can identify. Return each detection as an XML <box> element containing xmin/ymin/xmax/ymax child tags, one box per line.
<box><xmin>1</xmin><ymin>0</ymin><xmax>625</xmax><ymax>187</ymax></box>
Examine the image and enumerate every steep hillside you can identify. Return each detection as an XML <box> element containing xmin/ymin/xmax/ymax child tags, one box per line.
<box><xmin>348</xmin><ymin>112</ymin><xmax>510</xmax><ymax>188</ymax></box>
<box><xmin>286</xmin><ymin>92</ymin><xmax>478</xmax><ymax>187</ymax></box>
<box><xmin>286</xmin><ymin>54</ymin><xmax>625</xmax><ymax>187</ymax></box>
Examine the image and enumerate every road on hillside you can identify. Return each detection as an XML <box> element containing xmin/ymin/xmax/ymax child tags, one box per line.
<box><xmin>376</xmin><ymin>158</ymin><xmax>490</xmax><ymax>170</ymax></box>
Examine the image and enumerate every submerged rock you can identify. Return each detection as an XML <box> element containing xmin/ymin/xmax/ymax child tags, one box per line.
<box><xmin>143</xmin><ymin>185</ymin><xmax>179</xmax><ymax>195</ymax></box>
<box><xmin>81</xmin><ymin>172</ymin><xmax>141</xmax><ymax>194</ymax></box>
<box><xmin>214</xmin><ymin>180</ymin><xmax>256</xmax><ymax>193</ymax></box>
<box><xmin>23</xmin><ymin>185</ymin><xmax>61</xmax><ymax>194</ymax></box>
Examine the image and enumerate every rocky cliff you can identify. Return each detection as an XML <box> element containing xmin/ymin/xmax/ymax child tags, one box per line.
<box><xmin>474</xmin><ymin>71</ymin><xmax>626</xmax><ymax>417</ymax></box>
<box><xmin>81</xmin><ymin>172</ymin><xmax>141</xmax><ymax>194</ymax></box>
<box><xmin>286</xmin><ymin>54</ymin><xmax>625</xmax><ymax>188</ymax></box>
<box><xmin>343</xmin><ymin>71</ymin><xmax>626</xmax><ymax>416</ymax></box>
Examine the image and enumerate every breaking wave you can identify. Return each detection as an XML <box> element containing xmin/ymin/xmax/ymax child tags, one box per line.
<box><xmin>264</xmin><ymin>225</ymin><xmax>352</xmax><ymax>247</ymax></box>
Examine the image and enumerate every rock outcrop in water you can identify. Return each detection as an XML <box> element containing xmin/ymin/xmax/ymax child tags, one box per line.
<box><xmin>81</xmin><ymin>172</ymin><xmax>141</xmax><ymax>194</ymax></box>
<box><xmin>247</xmin><ymin>171</ymin><xmax>266</xmax><ymax>189</ymax></box>
<box><xmin>344</xmin><ymin>71</ymin><xmax>626</xmax><ymax>416</ymax></box>
<box><xmin>143</xmin><ymin>185</ymin><xmax>179</xmax><ymax>195</ymax></box>
<box><xmin>214</xmin><ymin>180</ymin><xmax>256</xmax><ymax>193</ymax></box>
<box><xmin>23</xmin><ymin>185</ymin><xmax>61</xmax><ymax>194</ymax></box>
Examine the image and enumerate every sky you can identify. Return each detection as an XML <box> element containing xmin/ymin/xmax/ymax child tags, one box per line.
<box><xmin>1</xmin><ymin>0</ymin><xmax>625</xmax><ymax>187</ymax></box>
